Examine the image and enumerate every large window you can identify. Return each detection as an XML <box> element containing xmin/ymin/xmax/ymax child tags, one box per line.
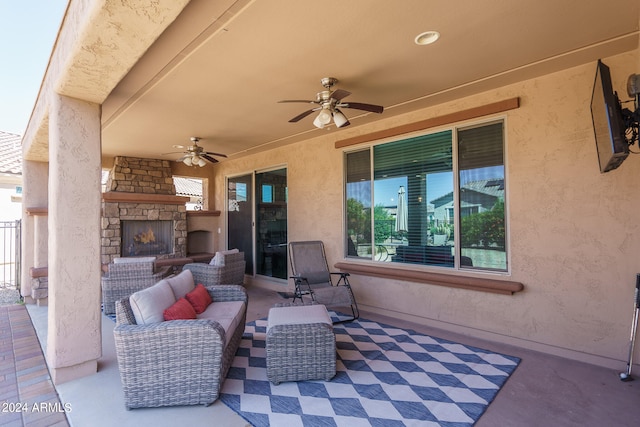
<box><xmin>345</xmin><ymin>121</ymin><xmax>507</xmax><ymax>272</ymax></box>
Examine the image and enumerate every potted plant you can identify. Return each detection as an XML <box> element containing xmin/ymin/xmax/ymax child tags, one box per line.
<box><xmin>433</xmin><ymin>224</ymin><xmax>450</xmax><ymax>246</ymax></box>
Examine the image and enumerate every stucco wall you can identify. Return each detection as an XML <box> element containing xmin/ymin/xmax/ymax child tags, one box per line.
<box><xmin>214</xmin><ymin>51</ymin><xmax>640</xmax><ymax>367</ymax></box>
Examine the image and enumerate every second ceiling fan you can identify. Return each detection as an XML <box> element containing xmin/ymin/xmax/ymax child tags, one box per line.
<box><xmin>279</xmin><ymin>77</ymin><xmax>383</xmax><ymax>129</ymax></box>
<box><xmin>166</xmin><ymin>137</ymin><xmax>227</xmax><ymax>167</ymax></box>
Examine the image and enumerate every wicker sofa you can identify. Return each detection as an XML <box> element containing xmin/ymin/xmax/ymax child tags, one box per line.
<box><xmin>101</xmin><ymin>257</ymin><xmax>172</xmax><ymax>315</ymax></box>
<box><xmin>113</xmin><ymin>269</ymin><xmax>247</xmax><ymax>409</ymax></box>
<box><xmin>182</xmin><ymin>250</ymin><xmax>246</xmax><ymax>286</ymax></box>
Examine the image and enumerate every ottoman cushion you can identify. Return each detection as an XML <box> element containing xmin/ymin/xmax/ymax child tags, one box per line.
<box><xmin>268</xmin><ymin>304</ymin><xmax>332</xmax><ymax>329</ymax></box>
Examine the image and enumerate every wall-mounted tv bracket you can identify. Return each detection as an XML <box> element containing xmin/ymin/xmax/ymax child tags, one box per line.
<box><xmin>621</xmin><ymin>74</ymin><xmax>640</xmax><ymax>149</ymax></box>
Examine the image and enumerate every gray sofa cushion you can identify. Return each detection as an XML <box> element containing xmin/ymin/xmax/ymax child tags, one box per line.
<box><xmin>129</xmin><ymin>280</ymin><xmax>176</xmax><ymax>325</ymax></box>
<box><xmin>198</xmin><ymin>301</ymin><xmax>246</xmax><ymax>345</ymax></box>
<box><xmin>167</xmin><ymin>269</ymin><xmax>195</xmax><ymax>299</ymax></box>
<box><xmin>209</xmin><ymin>248</ymin><xmax>239</xmax><ymax>266</ymax></box>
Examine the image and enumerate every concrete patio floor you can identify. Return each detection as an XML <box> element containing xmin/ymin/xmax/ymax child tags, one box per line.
<box><xmin>5</xmin><ymin>285</ymin><xmax>640</xmax><ymax>426</ymax></box>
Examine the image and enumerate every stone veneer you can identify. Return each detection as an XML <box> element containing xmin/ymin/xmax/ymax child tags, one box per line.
<box><xmin>105</xmin><ymin>156</ymin><xmax>176</xmax><ymax>194</ymax></box>
<box><xmin>101</xmin><ymin>156</ymin><xmax>188</xmax><ymax>264</ymax></box>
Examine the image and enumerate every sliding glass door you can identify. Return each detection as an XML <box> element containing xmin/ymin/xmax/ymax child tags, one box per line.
<box><xmin>255</xmin><ymin>168</ymin><xmax>287</xmax><ymax>279</ymax></box>
<box><xmin>227</xmin><ymin>174</ymin><xmax>254</xmax><ymax>275</ymax></box>
<box><xmin>227</xmin><ymin>168</ymin><xmax>287</xmax><ymax>279</ymax></box>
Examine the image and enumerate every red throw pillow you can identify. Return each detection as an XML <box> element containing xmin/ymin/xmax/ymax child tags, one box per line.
<box><xmin>185</xmin><ymin>283</ymin><xmax>213</xmax><ymax>314</ymax></box>
<box><xmin>163</xmin><ymin>298</ymin><xmax>197</xmax><ymax>321</ymax></box>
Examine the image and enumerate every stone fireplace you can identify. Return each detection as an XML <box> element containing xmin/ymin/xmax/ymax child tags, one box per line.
<box><xmin>101</xmin><ymin>157</ymin><xmax>188</xmax><ymax>264</ymax></box>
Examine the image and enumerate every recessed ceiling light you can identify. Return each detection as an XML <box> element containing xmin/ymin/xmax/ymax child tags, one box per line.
<box><xmin>414</xmin><ymin>31</ymin><xmax>440</xmax><ymax>45</ymax></box>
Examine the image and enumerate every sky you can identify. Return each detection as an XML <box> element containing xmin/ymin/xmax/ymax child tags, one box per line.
<box><xmin>0</xmin><ymin>1</ymin><xmax>68</xmax><ymax>135</ymax></box>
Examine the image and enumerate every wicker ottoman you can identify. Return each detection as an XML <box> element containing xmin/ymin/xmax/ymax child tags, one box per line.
<box><xmin>266</xmin><ymin>304</ymin><xmax>336</xmax><ymax>385</ymax></box>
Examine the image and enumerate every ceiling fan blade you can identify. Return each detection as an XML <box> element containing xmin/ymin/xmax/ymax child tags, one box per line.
<box><xmin>162</xmin><ymin>151</ymin><xmax>185</xmax><ymax>155</ymax></box>
<box><xmin>331</xmin><ymin>89</ymin><xmax>351</xmax><ymax>101</ymax></box>
<box><xmin>204</xmin><ymin>151</ymin><xmax>227</xmax><ymax>158</ymax></box>
<box><xmin>289</xmin><ymin>108</ymin><xmax>317</xmax><ymax>122</ymax></box>
<box><xmin>278</xmin><ymin>99</ymin><xmax>318</xmax><ymax>104</ymax></box>
<box><xmin>202</xmin><ymin>154</ymin><xmax>219</xmax><ymax>164</ymax></box>
<box><xmin>341</xmin><ymin>102</ymin><xmax>384</xmax><ymax>114</ymax></box>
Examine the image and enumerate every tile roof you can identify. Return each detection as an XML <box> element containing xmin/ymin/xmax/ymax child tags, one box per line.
<box><xmin>462</xmin><ymin>179</ymin><xmax>505</xmax><ymax>198</ymax></box>
<box><xmin>173</xmin><ymin>177</ymin><xmax>202</xmax><ymax>197</ymax></box>
<box><xmin>0</xmin><ymin>131</ymin><xmax>22</xmax><ymax>175</ymax></box>
<box><xmin>430</xmin><ymin>179</ymin><xmax>504</xmax><ymax>206</ymax></box>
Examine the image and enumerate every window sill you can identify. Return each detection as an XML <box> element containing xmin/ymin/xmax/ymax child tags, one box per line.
<box><xmin>334</xmin><ymin>261</ymin><xmax>524</xmax><ymax>295</ymax></box>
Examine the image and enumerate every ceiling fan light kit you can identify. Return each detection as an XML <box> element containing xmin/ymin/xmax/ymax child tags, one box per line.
<box><xmin>313</xmin><ymin>108</ymin><xmax>333</xmax><ymax>128</ymax></box>
<box><xmin>332</xmin><ymin>109</ymin><xmax>349</xmax><ymax>128</ymax></box>
<box><xmin>183</xmin><ymin>156</ymin><xmax>207</xmax><ymax>167</ymax></box>
<box><xmin>279</xmin><ymin>77</ymin><xmax>383</xmax><ymax>129</ymax></box>
<box><xmin>164</xmin><ymin>137</ymin><xmax>228</xmax><ymax>167</ymax></box>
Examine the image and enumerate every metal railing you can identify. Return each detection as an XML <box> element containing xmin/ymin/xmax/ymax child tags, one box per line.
<box><xmin>0</xmin><ymin>220</ymin><xmax>21</xmax><ymax>292</ymax></box>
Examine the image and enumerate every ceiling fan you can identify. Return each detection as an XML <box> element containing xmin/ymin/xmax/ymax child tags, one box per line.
<box><xmin>164</xmin><ymin>137</ymin><xmax>227</xmax><ymax>167</ymax></box>
<box><xmin>278</xmin><ymin>77</ymin><xmax>384</xmax><ymax>129</ymax></box>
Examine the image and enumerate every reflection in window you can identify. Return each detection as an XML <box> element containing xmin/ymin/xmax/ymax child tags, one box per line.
<box><xmin>458</xmin><ymin>122</ymin><xmax>506</xmax><ymax>270</ymax></box>
<box><xmin>228</xmin><ymin>182</ymin><xmax>247</xmax><ymax>212</ymax></box>
<box><xmin>236</xmin><ymin>183</ymin><xmax>247</xmax><ymax>201</ymax></box>
<box><xmin>345</xmin><ymin>150</ymin><xmax>371</xmax><ymax>258</ymax></box>
<box><xmin>262</xmin><ymin>184</ymin><xmax>273</xmax><ymax>203</ymax></box>
<box><xmin>344</xmin><ymin>121</ymin><xmax>507</xmax><ymax>272</ymax></box>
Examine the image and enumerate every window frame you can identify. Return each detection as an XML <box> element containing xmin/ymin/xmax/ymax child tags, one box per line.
<box><xmin>343</xmin><ymin>117</ymin><xmax>509</xmax><ymax>275</ymax></box>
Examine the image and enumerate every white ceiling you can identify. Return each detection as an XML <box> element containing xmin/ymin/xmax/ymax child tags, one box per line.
<box><xmin>100</xmin><ymin>0</ymin><xmax>639</xmax><ymax>162</ymax></box>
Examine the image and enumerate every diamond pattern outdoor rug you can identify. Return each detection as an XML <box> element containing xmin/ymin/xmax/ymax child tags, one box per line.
<box><xmin>220</xmin><ymin>313</ymin><xmax>520</xmax><ymax>426</ymax></box>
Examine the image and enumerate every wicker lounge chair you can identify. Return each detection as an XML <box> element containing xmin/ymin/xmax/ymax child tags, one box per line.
<box><xmin>289</xmin><ymin>241</ymin><xmax>359</xmax><ymax>323</ymax></box>
<box><xmin>182</xmin><ymin>251</ymin><xmax>246</xmax><ymax>286</ymax></box>
<box><xmin>101</xmin><ymin>257</ymin><xmax>171</xmax><ymax>315</ymax></box>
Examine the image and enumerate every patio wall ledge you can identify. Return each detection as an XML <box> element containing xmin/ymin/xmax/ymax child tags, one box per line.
<box><xmin>334</xmin><ymin>262</ymin><xmax>524</xmax><ymax>295</ymax></box>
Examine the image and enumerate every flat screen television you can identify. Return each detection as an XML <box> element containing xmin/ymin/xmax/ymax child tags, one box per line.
<box><xmin>590</xmin><ymin>59</ymin><xmax>629</xmax><ymax>173</ymax></box>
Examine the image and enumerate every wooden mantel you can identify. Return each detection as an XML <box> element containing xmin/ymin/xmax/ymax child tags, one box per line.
<box><xmin>102</xmin><ymin>192</ymin><xmax>190</xmax><ymax>204</ymax></box>
<box><xmin>186</xmin><ymin>210</ymin><xmax>221</xmax><ymax>217</ymax></box>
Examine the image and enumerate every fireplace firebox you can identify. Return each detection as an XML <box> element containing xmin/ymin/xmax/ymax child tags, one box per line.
<box><xmin>121</xmin><ymin>220</ymin><xmax>174</xmax><ymax>257</ymax></box>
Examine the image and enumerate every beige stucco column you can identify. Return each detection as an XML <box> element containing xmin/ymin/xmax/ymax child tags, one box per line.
<box><xmin>20</xmin><ymin>160</ymin><xmax>48</xmax><ymax>303</ymax></box>
<box><xmin>34</xmin><ymin>215</ymin><xmax>48</xmax><ymax>269</ymax></box>
<box><xmin>47</xmin><ymin>94</ymin><xmax>102</xmax><ymax>384</ymax></box>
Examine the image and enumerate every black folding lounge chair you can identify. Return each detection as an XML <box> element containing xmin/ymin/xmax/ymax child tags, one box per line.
<box><xmin>289</xmin><ymin>240</ymin><xmax>359</xmax><ymax>323</ymax></box>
